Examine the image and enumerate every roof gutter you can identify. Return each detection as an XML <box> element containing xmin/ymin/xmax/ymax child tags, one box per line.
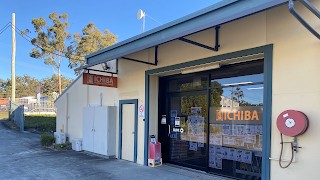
<box><xmin>289</xmin><ymin>0</ymin><xmax>320</xmax><ymax>40</ymax></box>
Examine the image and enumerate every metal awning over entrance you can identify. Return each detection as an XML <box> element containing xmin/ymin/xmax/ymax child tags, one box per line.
<box><xmin>75</xmin><ymin>0</ymin><xmax>288</xmax><ymax>72</ymax></box>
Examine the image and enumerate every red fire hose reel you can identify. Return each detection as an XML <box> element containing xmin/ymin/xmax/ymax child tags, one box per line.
<box><xmin>276</xmin><ymin>110</ymin><xmax>309</xmax><ymax>168</ymax></box>
<box><xmin>277</xmin><ymin>110</ymin><xmax>309</xmax><ymax>137</ymax></box>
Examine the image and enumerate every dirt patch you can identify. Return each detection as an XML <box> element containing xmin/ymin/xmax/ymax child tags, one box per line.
<box><xmin>1</xmin><ymin>119</ymin><xmax>20</xmax><ymax>131</ymax></box>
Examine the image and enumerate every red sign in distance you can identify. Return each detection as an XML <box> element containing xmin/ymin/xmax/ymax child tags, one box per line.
<box><xmin>277</xmin><ymin>110</ymin><xmax>309</xmax><ymax>137</ymax></box>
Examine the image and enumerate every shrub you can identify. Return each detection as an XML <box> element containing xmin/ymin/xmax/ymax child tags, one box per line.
<box><xmin>54</xmin><ymin>142</ymin><xmax>72</xmax><ymax>150</ymax></box>
<box><xmin>24</xmin><ymin>115</ymin><xmax>56</xmax><ymax>132</ymax></box>
<box><xmin>40</xmin><ymin>134</ymin><xmax>55</xmax><ymax>146</ymax></box>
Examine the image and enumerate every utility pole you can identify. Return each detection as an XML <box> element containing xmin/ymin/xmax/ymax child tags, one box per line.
<box><xmin>11</xmin><ymin>13</ymin><xmax>16</xmax><ymax>102</ymax></box>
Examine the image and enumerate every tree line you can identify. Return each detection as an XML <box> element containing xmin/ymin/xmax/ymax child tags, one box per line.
<box><xmin>0</xmin><ymin>74</ymin><xmax>73</xmax><ymax>99</ymax></box>
<box><xmin>21</xmin><ymin>12</ymin><xmax>118</xmax><ymax>95</ymax></box>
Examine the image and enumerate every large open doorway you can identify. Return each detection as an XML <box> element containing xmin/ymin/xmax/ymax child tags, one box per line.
<box><xmin>159</xmin><ymin>60</ymin><xmax>265</xmax><ymax>179</ymax></box>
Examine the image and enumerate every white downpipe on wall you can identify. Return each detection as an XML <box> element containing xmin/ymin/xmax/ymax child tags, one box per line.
<box><xmin>66</xmin><ymin>93</ymin><xmax>69</xmax><ymax>140</ymax></box>
<box><xmin>88</xmin><ymin>92</ymin><xmax>103</xmax><ymax>107</ymax></box>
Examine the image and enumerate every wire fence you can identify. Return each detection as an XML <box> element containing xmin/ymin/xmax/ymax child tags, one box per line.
<box><xmin>17</xmin><ymin>98</ymin><xmax>56</xmax><ymax>116</ymax></box>
<box><xmin>0</xmin><ymin>102</ymin><xmax>9</xmax><ymax>118</ymax></box>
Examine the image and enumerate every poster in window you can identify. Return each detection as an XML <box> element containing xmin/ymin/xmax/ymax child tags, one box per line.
<box><xmin>234</xmin><ymin>137</ymin><xmax>244</xmax><ymax>147</ymax></box>
<box><xmin>236</xmin><ymin>149</ymin><xmax>244</xmax><ymax>162</ymax></box>
<box><xmin>198</xmin><ymin>135</ymin><xmax>204</xmax><ymax>147</ymax></box>
<box><xmin>191</xmin><ymin>107</ymin><xmax>202</xmax><ymax>115</ymax></box>
<box><xmin>228</xmin><ymin>148</ymin><xmax>236</xmax><ymax>160</ymax></box>
<box><xmin>221</xmin><ymin>147</ymin><xmax>228</xmax><ymax>159</ymax></box>
<box><xmin>209</xmin><ymin>156</ymin><xmax>215</xmax><ymax>168</ymax></box>
<box><xmin>189</xmin><ymin>141</ymin><xmax>197</xmax><ymax>151</ymax></box>
<box><xmin>215</xmin><ymin>157</ymin><xmax>222</xmax><ymax>169</ymax></box>
<box><xmin>244</xmin><ymin>134</ymin><xmax>256</xmax><ymax>144</ymax></box>
<box><xmin>243</xmin><ymin>150</ymin><xmax>252</xmax><ymax>164</ymax></box>
<box><xmin>223</xmin><ymin>136</ymin><xmax>229</xmax><ymax>145</ymax></box>
<box><xmin>215</xmin><ymin>146</ymin><xmax>222</xmax><ymax>158</ymax></box>
<box><xmin>214</xmin><ymin>135</ymin><xmax>222</xmax><ymax>146</ymax></box>
<box><xmin>171</xmin><ymin>110</ymin><xmax>177</xmax><ymax>117</ymax></box>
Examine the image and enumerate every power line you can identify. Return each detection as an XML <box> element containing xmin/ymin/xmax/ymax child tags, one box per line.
<box><xmin>0</xmin><ymin>22</ymin><xmax>11</xmax><ymax>34</ymax></box>
<box><xmin>11</xmin><ymin>23</ymin><xmax>87</xmax><ymax>63</ymax></box>
<box><xmin>0</xmin><ymin>56</ymin><xmax>76</xmax><ymax>78</ymax></box>
<box><xmin>0</xmin><ymin>22</ymin><xmax>86</xmax><ymax>63</ymax></box>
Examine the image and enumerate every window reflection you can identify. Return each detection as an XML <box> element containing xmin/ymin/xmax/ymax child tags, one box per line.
<box><xmin>209</xmin><ymin>81</ymin><xmax>263</xmax><ymax>179</ymax></box>
<box><xmin>169</xmin><ymin>76</ymin><xmax>207</xmax><ymax>92</ymax></box>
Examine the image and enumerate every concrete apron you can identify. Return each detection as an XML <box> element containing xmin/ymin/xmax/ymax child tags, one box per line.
<box><xmin>0</xmin><ymin>121</ymin><xmax>231</xmax><ymax>180</ymax></box>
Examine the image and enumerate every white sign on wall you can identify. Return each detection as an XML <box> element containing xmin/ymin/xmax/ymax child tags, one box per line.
<box><xmin>139</xmin><ymin>104</ymin><xmax>145</xmax><ymax>118</ymax></box>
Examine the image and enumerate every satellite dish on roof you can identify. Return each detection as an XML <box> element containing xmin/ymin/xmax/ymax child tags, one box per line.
<box><xmin>137</xmin><ymin>9</ymin><xmax>145</xmax><ymax>20</ymax></box>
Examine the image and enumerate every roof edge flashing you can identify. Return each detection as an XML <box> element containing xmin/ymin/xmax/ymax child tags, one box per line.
<box><xmin>85</xmin><ymin>0</ymin><xmax>240</xmax><ymax>59</ymax></box>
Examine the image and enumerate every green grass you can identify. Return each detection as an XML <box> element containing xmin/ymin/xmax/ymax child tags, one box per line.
<box><xmin>24</xmin><ymin>115</ymin><xmax>56</xmax><ymax>132</ymax></box>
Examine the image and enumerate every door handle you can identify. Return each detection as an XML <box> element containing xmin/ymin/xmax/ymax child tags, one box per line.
<box><xmin>132</xmin><ymin>132</ymin><xmax>134</xmax><ymax>134</ymax></box>
<box><xmin>168</xmin><ymin>125</ymin><xmax>171</xmax><ymax>137</ymax></box>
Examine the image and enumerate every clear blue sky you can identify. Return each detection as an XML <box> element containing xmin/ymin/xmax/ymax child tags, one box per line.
<box><xmin>0</xmin><ymin>0</ymin><xmax>222</xmax><ymax>81</ymax></box>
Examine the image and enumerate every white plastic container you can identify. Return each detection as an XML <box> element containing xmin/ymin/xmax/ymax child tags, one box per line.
<box><xmin>72</xmin><ymin>138</ymin><xmax>82</xmax><ymax>151</ymax></box>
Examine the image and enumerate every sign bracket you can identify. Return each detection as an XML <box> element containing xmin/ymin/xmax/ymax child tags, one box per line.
<box><xmin>121</xmin><ymin>46</ymin><xmax>158</xmax><ymax>66</ymax></box>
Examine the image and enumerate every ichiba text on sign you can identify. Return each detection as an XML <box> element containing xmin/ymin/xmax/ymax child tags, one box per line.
<box><xmin>83</xmin><ymin>73</ymin><xmax>117</xmax><ymax>88</ymax></box>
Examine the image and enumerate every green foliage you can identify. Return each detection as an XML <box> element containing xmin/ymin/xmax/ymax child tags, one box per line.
<box><xmin>40</xmin><ymin>134</ymin><xmax>55</xmax><ymax>146</ymax></box>
<box><xmin>0</xmin><ymin>75</ymin><xmax>73</xmax><ymax>98</ymax></box>
<box><xmin>54</xmin><ymin>142</ymin><xmax>72</xmax><ymax>150</ymax></box>
<box><xmin>67</xmin><ymin>22</ymin><xmax>118</xmax><ymax>75</ymax></box>
<box><xmin>24</xmin><ymin>115</ymin><xmax>56</xmax><ymax>132</ymax></box>
<box><xmin>23</xmin><ymin>12</ymin><xmax>72</xmax><ymax>95</ymax></box>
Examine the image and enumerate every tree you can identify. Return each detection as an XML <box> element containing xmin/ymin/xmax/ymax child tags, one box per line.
<box><xmin>67</xmin><ymin>22</ymin><xmax>118</xmax><ymax>75</ymax></box>
<box><xmin>232</xmin><ymin>87</ymin><xmax>244</xmax><ymax>103</ymax></box>
<box><xmin>41</xmin><ymin>74</ymin><xmax>73</xmax><ymax>96</ymax></box>
<box><xmin>22</xmin><ymin>12</ymin><xmax>71</xmax><ymax>95</ymax></box>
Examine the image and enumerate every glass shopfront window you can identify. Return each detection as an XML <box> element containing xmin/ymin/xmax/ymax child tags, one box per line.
<box><xmin>209</xmin><ymin>81</ymin><xmax>263</xmax><ymax>179</ymax></box>
<box><xmin>162</xmin><ymin>60</ymin><xmax>264</xmax><ymax>179</ymax></box>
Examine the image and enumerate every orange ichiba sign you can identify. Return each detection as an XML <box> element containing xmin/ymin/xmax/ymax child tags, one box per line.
<box><xmin>83</xmin><ymin>73</ymin><xmax>117</xmax><ymax>88</ymax></box>
<box><xmin>210</xmin><ymin>106</ymin><xmax>263</xmax><ymax>125</ymax></box>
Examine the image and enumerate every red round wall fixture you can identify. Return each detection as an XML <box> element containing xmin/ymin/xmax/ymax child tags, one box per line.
<box><xmin>277</xmin><ymin>110</ymin><xmax>309</xmax><ymax>137</ymax></box>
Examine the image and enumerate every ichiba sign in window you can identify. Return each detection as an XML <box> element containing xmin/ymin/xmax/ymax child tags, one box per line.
<box><xmin>83</xmin><ymin>73</ymin><xmax>117</xmax><ymax>88</ymax></box>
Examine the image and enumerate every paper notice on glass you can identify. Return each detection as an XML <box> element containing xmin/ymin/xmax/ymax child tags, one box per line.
<box><xmin>190</xmin><ymin>135</ymin><xmax>198</xmax><ymax>142</ymax></box>
<box><xmin>189</xmin><ymin>141</ymin><xmax>198</xmax><ymax>151</ymax></box>
<box><xmin>228</xmin><ymin>148</ymin><xmax>236</xmax><ymax>160</ymax></box>
<box><xmin>243</xmin><ymin>150</ymin><xmax>252</xmax><ymax>164</ymax></box>
<box><xmin>228</xmin><ymin>136</ymin><xmax>235</xmax><ymax>145</ymax></box>
<box><xmin>234</xmin><ymin>137</ymin><xmax>245</xmax><ymax>147</ymax></box>
<box><xmin>210</xmin><ymin>134</ymin><xmax>215</xmax><ymax>144</ymax></box>
<box><xmin>222</xmin><ymin>124</ymin><xmax>231</xmax><ymax>135</ymax></box>
<box><xmin>248</xmin><ymin>125</ymin><xmax>256</xmax><ymax>134</ymax></box>
<box><xmin>209</xmin><ymin>144</ymin><xmax>215</xmax><ymax>154</ymax></box>
<box><xmin>161</xmin><ymin>115</ymin><xmax>167</xmax><ymax>124</ymax></box>
<box><xmin>236</xmin><ymin>149</ymin><xmax>244</xmax><ymax>162</ymax></box>
<box><xmin>198</xmin><ymin>135</ymin><xmax>205</xmax><ymax>147</ymax></box>
<box><xmin>171</xmin><ymin>110</ymin><xmax>177</xmax><ymax>117</ymax></box>
<box><xmin>221</xmin><ymin>147</ymin><xmax>228</xmax><ymax>159</ymax></box>
<box><xmin>236</xmin><ymin>125</ymin><xmax>245</xmax><ymax>136</ymax></box>
<box><xmin>209</xmin><ymin>156</ymin><xmax>215</xmax><ymax>168</ymax></box>
<box><xmin>170</xmin><ymin>132</ymin><xmax>177</xmax><ymax>139</ymax></box>
<box><xmin>223</xmin><ymin>136</ymin><xmax>229</xmax><ymax>145</ymax></box>
<box><xmin>214</xmin><ymin>157</ymin><xmax>222</xmax><ymax>169</ymax></box>
<box><xmin>180</xmin><ymin>133</ymin><xmax>187</xmax><ymax>141</ymax></box>
<box><xmin>215</xmin><ymin>146</ymin><xmax>222</xmax><ymax>158</ymax></box>
<box><xmin>214</xmin><ymin>135</ymin><xmax>222</xmax><ymax>146</ymax></box>
<box><xmin>175</xmin><ymin>117</ymin><xmax>180</xmax><ymax>127</ymax></box>
<box><xmin>244</xmin><ymin>135</ymin><xmax>256</xmax><ymax>144</ymax></box>
<box><xmin>231</xmin><ymin>125</ymin><xmax>237</xmax><ymax>135</ymax></box>
<box><xmin>191</xmin><ymin>107</ymin><xmax>202</xmax><ymax>115</ymax></box>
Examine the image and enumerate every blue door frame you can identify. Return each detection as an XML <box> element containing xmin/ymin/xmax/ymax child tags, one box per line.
<box><xmin>144</xmin><ymin>44</ymin><xmax>273</xmax><ymax>180</ymax></box>
<box><xmin>119</xmin><ymin>99</ymin><xmax>138</xmax><ymax>163</ymax></box>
